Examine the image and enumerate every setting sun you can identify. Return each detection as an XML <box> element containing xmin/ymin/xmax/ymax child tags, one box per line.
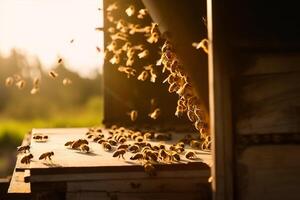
<box><xmin>0</xmin><ymin>0</ymin><xmax>103</xmax><ymax>77</ymax></box>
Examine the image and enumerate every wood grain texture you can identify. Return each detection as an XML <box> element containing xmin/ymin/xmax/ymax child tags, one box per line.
<box><xmin>7</xmin><ymin>171</ymin><xmax>30</xmax><ymax>194</ymax></box>
<box><xmin>236</xmin><ymin>145</ymin><xmax>300</xmax><ymax>200</ymax></box>
<box><xmin>234</xmin><ymin>72</ymin><xmax>300</xmax><ymax>135</ymax></box>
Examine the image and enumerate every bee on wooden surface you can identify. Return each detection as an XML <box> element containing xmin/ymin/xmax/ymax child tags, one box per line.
<box><xmin>148</xmin><ymin>108</ymin><xmax>160</xmax><ymax>120</ymax></box>
<box><xmin>117</xmin><ymin>136</ymin><xmax>127</xmax><ymax>144</ymax></box>
<box><xmin>154</xmin><ymin>133</ymin><xmax>171</xmax><ymax>141</ymax></box>
<box><xmin>145</xmin><ymin>150</ymin><xmax>158</xmax><ymax>162</ymax></box>
<box><xmin>64</xmin><ymin>140</ymin><xmax>74</xmax><ymax>147</ymax></box>
<box><xmin>159</xmin><ymin>144</ymin><xmax>166</xmax><ymax>150</ymax></box>
<box><xmin>102</xmin><ymin>142</ymin><xmax>112</xmax><ymax>152</ymax></box>
<box><xmin>71</xmin><ymin>139</ymin><xmax>88</xmax><ymax>149</ymax></box>
<box><xmin>5</xmin><ymin>77</ymin><xmax>14</xmax><ymax>87</ymax></box>
<box><xmin>152</xmin><ymin>145</ymin><xmax>160</xmax><ymax>151</ymax></box>
<box><xmin>171</xmin><ymin>152</ymin><xmax>181</xmax><ymax>162</ymax></box>
<box><xmin>21</xmin><ymin>154</ymin><xmax>33</xmax><ymax>164</ymax></box>
<box><xmin>185</xmin><ymin>151</ymin><xmax>198</xmax><ymax>160</ymax></box>
<box><xmin>143</xmin><ymin>132</ymin><xmax>154</xmax><ymax>140</ymax></box>
<box><xmin>135</xmin><ymin>136</ymin><xmax>144</xmax><ymax>143</ymax></box>
<box><xmin>158</xmin><ymin>149</ymin><xmax>170</xmax><ymax>162</ymax></box>
<box><xmin>108</xmin><ymin>139</ymin><xmax>117</xmax><ymax>146</ymax></box>
<box><xmin>130</xmin><ymin>153</ymin><xmax>144</xmax><ymax>161</ymax></box>
<box><xmin>80</xmin><ymin>144</ymin><xmax>90</xmax><ymax>152</ymax></box>
<box><xmin>117</xmin><ymin>144</ymin><xmax>130</xmax><ymax>150</ymax></box>
<box><xmin>143</xmin><ymin>162</ymin><xmax>156</xmax><ymax>176</ymax></box>
<box><xmin>93</xmin><ymin>134</ymin><xmax>105</xmax><ymax>142</ymax></box>
<box><xmin>33</xmin><ymin>134</ymin><xmax>48</xmax><ymax>142</ymax></box>
<box><xmin>128</xmin><ymin>144</ymin><xmax>140</xmax><ymax>153</ymax></box>
<box><xmin>17</xmin><ymin>145</ymin><xmax>30</xmax><ymax>154</ymax></box>
<box><xmin>49</xmin><ymin>71</ymin><xmax>58</xmax><ymax>78</ymax></box>
<box><xmin>112</xmin><ymin>149</ymin><xmax>126</xmax><ymax>159</ymax></box>
<box><xmin>131</xmin><ymin>131</ymin><xmax>142</xmax><ymax>140</ymax></box>
<box><xmin>39</xmin><ymin>151</ymin><xmax>54</xmax><ymax>160</ymax></box>
<box><xmin>190</xmin><ymin>140</ymin><xmax>202</xmax><ymax>149</ymax></box>
<box><xmin>97</xmin><ymin>139</ymin><xmax>106</xmax><ymax>144</ymax></box>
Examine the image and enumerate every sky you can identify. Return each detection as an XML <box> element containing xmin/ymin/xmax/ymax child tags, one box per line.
<box><xmin>0</xmin><ymin>0</ymin><xmax>104</xmax><ymax>78</ymax></box>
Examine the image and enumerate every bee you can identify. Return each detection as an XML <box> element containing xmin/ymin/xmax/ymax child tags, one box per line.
<box><xmin>17</xmin><ymin>145</ymin><xmax>30</xmax><ymax>153</ymax></box>
<box><xmin>102</xmin><ymin>142</ymin><xmax>112</xmax><ymax>152</ymax></box>
<box><xmin>62</xmin><ymin>78</ymin><xmax>72</xmax><ymax>85</ymax></box>
<box><xmin>159</xmin><ymin>144</ymin><xmax>166</xmax><ymax>149</ymax></box>
<box><xmin>58</xmin><ymin>58</ymin><xmax>62</xmax><ymax>63</ymax></box>
<box><xmin>148</xmin><ymin>108</ymin><xmax>160</xmax><ymax>120</ymax></box>
<box><xmin>5</xmin><ymin>77</ymin><xmax>14</xmax><ymax>87</ymax></box>
<box><xmin>145</xmin><ymin>150</ymin><xmax>158</xmax><ymax>162</ymax></box>
<box><xmin>138</xmin><ymin>50</ymin><xmax>149</xmax><ymax>59</ymax></box>
<box><xmin>130</xmin><ymin>153</ymin><xmax>144</xmax><ymax>160</ymax></box>
<box><xmin>128</xmin><ymin>145</ymin><xmax>140</xmax><ymax>153</ymax></box>
<box><xmin>171</xmin><ymin>152</ymin><xmax>181</xmax><ymax>162</ymax></box>
<box><xmin>71</xmin><ymin>139</ymin><xmax>88</xmax><ymax>149</ymax></box>
<box><xmin>131</xmin><ymin>132</ymin><xmax>142</xmax><ymax>140</ymax></box>
<box><xmin>117</xmin><ymin>136</ymin><xmax>127</xmax><ymax>144</ymax></box>
<box><xmin>39</xmin><ymin>151</ymin><xmax>54</xmax><ymax>160</ymax></box>
<box><xmin>108</xmin><ymin>139</ymin><xmax>117</xmax><ymax>146</ymax></box>
<box><xmin>192</xmin><ymin>39</ymin><xmax>209</xmax><ymax>54</ymax></box>
<box><xmin>158</xmin><ymin>149</ymin><xmax>170</xmax><ymax>161</ymax></box>
<box><xmin>125</xmin><ymin>5</ymin><xmax>135</xmax><ymax>17</ymax></box>
<box><xmin>30</xmin><ymin>87</ymin><xmax>39</xmax><ymax>95</ymax></box>
<box><xmin>106</xmin><ymin>3</ymin><xmax>118</xmax><ymax>12</ymax></box>
<box><xmin>97</xmin><ymin>139</ymin><xmax>106</xmax><ymax>144</ymax></box>
<box><xmin>70</xmin><ymin>39</ymin><xmax>74</xmax><ymax>43</ymax></box>
<box><xmin>80</xmin><ymin>144</ymin><xmax>90</xmax><ymax>152</ymax></box>
<box><xmin>33</xmin><ymin>134</ymin><xmax>48</xmax><ymax>142</ymax></box>
<box><xmin>185</xmin><ymin>151</ymin><xmax>198</xmax><ymax>160</ymax></box>
<box><xmin>65</xmin><ymin>140</ymin><xmax>74</xmax><ymax>147</ymax></box>
<box><xmin>135</xmin><ymin>136</ymin><xmax>144</xmax><ymax>143</ymax></box>
<box><xmin>190</xmin><ymin>140</ymin><xmax>202</xmax><ymax>149</ymax></box>
<box><xmin>117</xmin><ymin>144</ymin><xmax>130</xmax><ymax>150</ymax></box>
<box><xmin>112</xmin><ymin>149</ymin><xmax>126</xmax><ymax>159</ymax></box>
<box><xmin>20</xmin><ymin>154</ymin><xmax>33</xmax><ymax>164</ymax></box>
<box><xmin>129</xmin><ymin>110</ymin><xmax>138</xmax><ymax>122</ymax></box>
<box><xmin>154</xmin><ymin>133</ymin><xmax>171</xmax><ymax>141</ymax></box>
<box><xmin>143</xmin><ymin>162</ymin><xmax>156</xmax><ymax>176</ymax></box>
<box><xmin>93</xmin><ymin>134</ymin><xmax>104</xmax><ymax>142</ymax></box>
<box><xmin>152</xmin><ymin>145</ymin><xmax>160</xmax><ymax>151</ymax></box>
<box><xmin>49</xmin><ymin>71</ymin><xmax>58</xmax><ymax>78</ymax></box>
<box><xmin>143</xmin><ymin>132</ymin><xmax>154</xmax><ymax>140</ymax></box>
<box><xmin>137</xmin><ymin>70</ymin><xmax>149</xmax><ymax>81</ymax></box>
<box><xmin>137</xmin><ymin>8</ymin><xmax>147</xmax><ymax>19</ymax></box>
<box><xmin>16</xmin><ymin>80</ymin><xmax>25</xmax><ymax>89</ymax></box>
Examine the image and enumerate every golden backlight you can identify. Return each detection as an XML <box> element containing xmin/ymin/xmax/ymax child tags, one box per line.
<box><xmin>0</xmin><ymin>0</ymin><xmax>103</xmax><ymax>77</ymax></box>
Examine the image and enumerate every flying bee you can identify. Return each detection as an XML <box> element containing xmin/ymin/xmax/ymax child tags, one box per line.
<box><xmin>102</xmin><ymin>142</ymin><xmax>112</xmax><ymax>152</ymax></box>
<box><xmin>20</xmin><ymin>154</ymin><xmax>33</xmax><ymax>164</ymax></box>
<box><xmin>125</xmin><ymin>5</ymin><xmax>135</xmax><ymax>17</ymax></box>
<box><xmin>17</xmin><ymin>145</ymin><xmax>30</xmax><ymax>154</ymax></box>
<box><xmin>80</xmin><ymin>144</ymin><xmax>90</xmax><ymax>152</ymax></box>
<box><xmin>71</xmin><ymin>139</ymin><xmax>88</xmax><ymax>149</ymax></box>
<box><xmin>148</xmin><ymin>108</ymin><xmax>161</xmax><ymax>120</ymax></box>
<box><xmin>192</xmin><ymin>39</ymin><xmax>209</xmax><ymax>54</ymax></box>
<box><xmin>185</xmin><ymin>151</ymin><xmax>198</xmax><ymax>160</ymax></box>
<box><xmin>135</xmin><ymin>136</ymin><xmax>144</xmax><ymax>142</ymax></box>
<box><xmin>128</xmin><ymin>144</ymin><xmax>140</xmax><ymax>153</ymax></box>
<box><xmin>108</xmin><ymin>139</ymin><xmax>117</xmax><ymax>146</ymax></box>
<box><xmin>143</xmin><ymin>162</ymin><xmax>156</xmax><ymax>176</ymax></box>
<box><xmin>5</xmin><ymin>77</ymin><xmax>14</xmax><ymax>87</ymax></box>
<box><xmin>39</xmin><ymin>151</ymin><xmax>54</xmax><ymax>160</ymax></box>
<box><xmin>16</xmin><ymin>80</ymin><xmax>25</xmax><ymax>89</ymax></box>
<box><xmin>112</xmin><ymin>149</ymin><xmax>126</xmax><ymax>159</ymax></box>
<box><xmin>58</xmin><ymin>58</ymin><xmax>62</xmax><ymax>63</ymax></box>
<box><xmin>137</xmin><ymin>70</ymin><xmax>149</xmax><ymax>81</ymax></box>
<box><xmin>138</xmin><ymin>50</ymin><xmax>149</xmax><ymax>59</ymax></box>
<box><xmin>65</xmin><ymin>140</ymin><xmax>74</xmax><ymax>147</ymax></box>
<box><xmin>49</xmin><ymin>70</ymin><xmax>58</xmax><ymax>78</ymax></box>
<box><xmin>117</xmin><ymin>144</ymin><xmax>130</xmax><ymax>150</ymax></box>
<box><xmin>129</xmin><ymin>110</ymin><xmax>138</xmax><ymax>122</ymax></box>
<box><xmin>130</xmin><ymin>153</ymin><xmax>144</xmax><ymax>160</ymax></box>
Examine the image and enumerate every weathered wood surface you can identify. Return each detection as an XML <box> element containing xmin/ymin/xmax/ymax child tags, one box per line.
<box><xmin>26</xmin><ymin>128</ymin><xmax>210</xmax><ymax>179</ymax></box>
<box><xmin>234</xmin><ymin>71</ymin><xmax>300</xmax><ymax>135</ymax></box>
<box><xmin>237</xmin><ymin>145</ymin><xmax>300</xmax><ymax>200</ymax></box>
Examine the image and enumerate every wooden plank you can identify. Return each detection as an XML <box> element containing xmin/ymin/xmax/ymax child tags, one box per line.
<box><xmin>7</xmin><ymin>171</ymin><xmax>30</xmax><ymax>194</ymax></box>
<box><xmin>67</xmin><ymin>178</ymin><xmax>209</xmax><ymax>193</ymax></box>
<box><xmin>207</xmin><ymin>0</ymin><xmax>234</xmax><ymax>199</ymax></box>
<box><xmin>237</xmin><ymin>145</ymin><xmax>300</xmax><ymax>200</ymax></box>
<box><xmin>234</xmin><ymin>72</ymin><xmax>300</xmax><ymax>135</ymax></box>
<box><xmin>25</xmin><ymin>128</ymin><xmax>211</xmax><ymax>175</ymax></box>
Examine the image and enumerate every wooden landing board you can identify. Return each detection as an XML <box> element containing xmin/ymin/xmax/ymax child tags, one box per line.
<box><xmin>24</xmin><ymin>128</ymin><xmax>210</xmax><ymax>179</ymax></box>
